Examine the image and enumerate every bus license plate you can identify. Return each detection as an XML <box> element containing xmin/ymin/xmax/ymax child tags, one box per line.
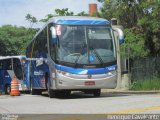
<box><xmin>85</xmin><ymin>81</ymin><xmax>95</xmax><ymax>86</ymax></box>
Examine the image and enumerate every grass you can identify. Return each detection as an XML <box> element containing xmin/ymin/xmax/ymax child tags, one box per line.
<box><xmin>130</xmin><ymin>78</ymin><xmax>160</xmax><ymax>90</ymax></box>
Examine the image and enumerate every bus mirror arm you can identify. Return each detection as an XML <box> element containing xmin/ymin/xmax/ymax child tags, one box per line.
<box><xmin>113</xmin><ymin>27</ymin><xmax>124</xmax><ymax>45</ymax></box>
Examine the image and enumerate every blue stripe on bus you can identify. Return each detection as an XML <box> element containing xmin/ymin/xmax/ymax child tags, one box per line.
<box><xmin>55</xmin><ymin>64</ymin><xmax>117</xmax><ymax>75</ymax></box>
<box><xmin>56</xmin><ymin>20</ymin><xmax>109</xmax><ymax>25</ymax></box>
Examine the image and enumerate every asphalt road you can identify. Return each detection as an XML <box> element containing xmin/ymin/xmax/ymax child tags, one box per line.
<box><xmin>0</xmin><ymin>91</ymin><xmax>160</xmax><ymax>120</ymax></box>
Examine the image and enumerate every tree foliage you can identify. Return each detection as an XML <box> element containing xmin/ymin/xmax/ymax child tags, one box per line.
<box><xmin>40</xmin><ymin>8</ymin><xmax>74</xmax><ymax>22</ymax></box>
<box><xmin>98</xmin><ymin>0</ymin><xmax>160</xmax><ymax>57</ymax></box>
<box><xmin>0</xmin><ymin>7</ymin><xmax>89</xmax><ymax>56</ymax></box>
<box><xmin>3</xmin><ymin>1</ymin><xmax>160</xmax><ymax>58</ymax></box>
<box><xmin>0</xmin><ymin>25</ymin><xmax>37</xmax><ymax>55</ymax></box>
<box><xmin>40</xmin><ymin>8</ymin><xmax>88</xmax><ymax>22</ymax></box>
<box><xmin>25</xmin><ymin>14</ymin><xmax>38</xmax><ymax>28</ymax></box>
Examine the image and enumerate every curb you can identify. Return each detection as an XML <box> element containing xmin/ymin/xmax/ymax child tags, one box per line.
<box><xmin>101</xmin><ymin>89</ymin><xmax>160</xmax><ymax>94</ymax></box>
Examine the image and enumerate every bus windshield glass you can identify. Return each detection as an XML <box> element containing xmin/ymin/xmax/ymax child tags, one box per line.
<box><xmin>54</xmin><ymin>25</ymin><xmax>116</xmax><ymax>67</ymax></box>
<box><xmin>0</xmin><ymin>58</ymin><xmax>24</xmax><ymax>80</ymax></box>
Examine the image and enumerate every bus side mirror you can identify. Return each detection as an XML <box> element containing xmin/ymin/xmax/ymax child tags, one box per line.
<box><xmin>50</xmin><ymin>27</ymin><xmax>57</xmax><ymax>44</ymax></box>
<box><xmin>113</xmin><ymin>26</ymin><xmax>124</xmax><ymax>45</ymax></box>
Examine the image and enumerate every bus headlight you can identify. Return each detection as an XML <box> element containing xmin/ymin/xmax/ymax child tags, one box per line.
<box><xmin>106</xmin><ymin>71</ymin><xmax>116</xmax><ymax>77</ymax></box>
<box><xmin>56</xmin><ymin>70</ymin><xmax>71</xmax><ymax>77</ymax></box>
<box><xmin>62</xmin><ymin>71</ymin><xmax>71</xmax><ymax>76</ymax></box>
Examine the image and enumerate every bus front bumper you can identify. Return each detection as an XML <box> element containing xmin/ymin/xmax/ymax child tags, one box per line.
<box><xmin>54</xmin><ymin>71</ymin><xmax>117</xmax><ymax>90</ymax></box>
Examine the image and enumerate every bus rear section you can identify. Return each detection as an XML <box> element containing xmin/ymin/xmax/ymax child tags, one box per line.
<box><xmin>26</xmin><ymin>16</ymin><xmax>124</xmax><ymax>98</ymax></box>
<box><xmin>0</xmin><ymin>69</ymin><xmax>12</xmax><ymax>94</ymax></box>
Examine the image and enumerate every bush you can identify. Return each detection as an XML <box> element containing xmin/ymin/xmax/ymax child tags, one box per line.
<box><xmin>130</xmin><ymin>78</ymin><xmax>160</xmax><ymax>90</ymax></box>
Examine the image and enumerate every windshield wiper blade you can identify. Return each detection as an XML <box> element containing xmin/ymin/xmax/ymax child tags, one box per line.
<box><xmin>56</xmin><ymin>35</ymin><xmax>60</xmax><ymax>48</ymax></box>
<box><xmin>90</xmin><ymin>46</ymin><xmax>104</xmax><ymax>66</ymax></box>
<box><xmin>74</xmin><ymin>42</ymin><xmax>86</xmax><ymax>68</ymax></box>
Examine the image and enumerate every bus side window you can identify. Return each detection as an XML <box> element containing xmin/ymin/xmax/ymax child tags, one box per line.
<box><xmin>13</xmin><ymin>58</ymin><xmax>23</xmax><ymax>80</ymax></box>
<box><xmin>5</xmin><ymin>59</ymin><xmax>12</xmax><ymax>70</ymax></box>
<box><xmin>31</xmin><ymin>39</ymin><xmax>38</xmax><ymax>58</ymax></box>
<box><xmin>37</xmin><ymin>28</ymin><xmax>48</xmax><ymax>58</ymax></box>
<box><xmin>0</xmin><ymin>61</ymin><xmax>2</xmax><ymax>69</ymax></box>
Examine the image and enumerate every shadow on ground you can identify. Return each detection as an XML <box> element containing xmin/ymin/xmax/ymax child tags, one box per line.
<box><xmin>40</xmin><ymin>91</ymin><xmax>130</xmax><ymax>99</ymax></box>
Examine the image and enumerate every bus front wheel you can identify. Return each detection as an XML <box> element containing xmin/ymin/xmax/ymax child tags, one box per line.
<box><xmin>48</xmin><ymin>89</ymin><xmax>55</xmax><ymax>98</ymax></box>
<box><xmin>93</xmin><ymin>89</ymin><xmax>101</xmax><ymax>97</ymax></box>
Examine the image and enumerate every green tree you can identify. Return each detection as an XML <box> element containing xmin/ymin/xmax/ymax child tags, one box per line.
<box><xmin>55</xmin><ymin>8</ymin><xmax>74</xmax><ymax>16</ymax></box>
<box><xmin>98</xmin><ymin>0</ymin><xmax>160</xmax><ymax>57</ymax></box>
<box><xmin>25</xmin><ymin>14</ymin><xmax>38</xmax><ymax>28</ymax></box>
<box><xmin>98</xmin><ymin>0</ymin><xmax>142</xmax><ymax>28</ymax></box>
<box><xmin>40</xmin><ymin>8</ymin><xmax>89</xmax><ymax>22</ymax></box>
<box><xmin>77</xmin><ymin>11</ymin><xmax>88</xmax><ymax>16</ymax></box>
<box><xmin>137</xmin><ymin>0</ymin><xmax>160</xmax><ymax>56</ymax></box>
<box><xmin>122</xmin><ymin>29</ymin><xmax>148</xmax><ymax>59</ymax></box>
<box><xmin>0</xmin><ymin>25</ymin><xmax>37</xmax><ymax>55</ymax></box>
<box><xmin>40</xmin><ymin>8</ymin><xmax>74</xmax><ymax>22</ymax></box>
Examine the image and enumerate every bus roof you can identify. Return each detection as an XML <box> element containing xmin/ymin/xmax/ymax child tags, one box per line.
<box><xmin>48</xmin><ymin>16</ymin><xmax>110</xmax><ymax>25</ymax></box>
<box><xmin>27</xmin><ymin>16</ymin><xmax>111</xmax><ymax>49</ymax></box>
<box><xmin>0</xmin><ymin>55</ymin><xmax>26</xmax><ymax>60</ymax></box>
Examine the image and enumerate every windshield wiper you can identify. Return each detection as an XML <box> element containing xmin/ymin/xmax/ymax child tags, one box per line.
<box><xmin>56</xmin><ymin>35</ymin><xmax>60</xmax><ymax>48</ymax></box>
<box><xmin>74</xmin><ymin>42</ymin><xmax>86</xmax><ymax>68</ymax></box>
<box><xmin>89</xmin><ymin>46</ymin><xmax>104</xmax><ymax>66</ymax></box>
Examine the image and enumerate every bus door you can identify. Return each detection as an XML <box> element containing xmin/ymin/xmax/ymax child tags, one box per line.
<box><xmin>0</xmin><ymin>59</ymin><xmax>12</xmax><ymax>94</ymax></box>
<box><xmin>22</xmin><ymin>59</ymin><xmax>30</xmax><ymax>90</ymax></box>
<box><xmin>12</xmin><ymin>58</ymin><xmax>28</xmax><ymax>91</ymax></box>
<box><xmin>30</xmin><ymin>58</ymin><xmax>46</xmax><ymax>89</ymax></box>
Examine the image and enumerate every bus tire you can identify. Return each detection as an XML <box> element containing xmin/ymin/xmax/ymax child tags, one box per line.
<box><xmin>48</xmin><ymin>90</ymin><xmax>66</xmax><ymax>98</ymax></box>
<box><xmin>31</xmin><ymin>89</ymin><xmax>36</xmax><ymax>95</ymax></box>
<box><xmin>30</xmin><ymin>80</ymin><xmax>41</xmax><ymax>95</ymax></box>
<box><xmin>25</xmin><ymin>90</ymin><xmax>31</xmax><ymax>94</ymax></box>
<box><xmin>45</xmin><ymin>73</ymin><xmax>48</xmax><ymax>90</ymax></box>
<box><xmin>30</xmin><ymin>79</ymin><xmax>35</xmax><ymax>95</ymax></box>
<box><xmin>48</xmin><ymin>89</ymin><xmax>55</xmax><ymax>98</ymax></box>
<box><xmin>31</xmin><ymin>89</ymin><xmax>41</xmax><ymax>95</ymax></box>
<box><xmin>5</xmin><ymin>84</ymin><xmax>11</xmax><ymax>95</ymax></box>
<box><xmin>61</xmin><ymin>90</ymin><xmax>71</xmax><ymax>97</ymax></box>
<box><xmin>93</xmin><ymin>89</ymin><xmax>101</xmax><ymax>97</ymax></box>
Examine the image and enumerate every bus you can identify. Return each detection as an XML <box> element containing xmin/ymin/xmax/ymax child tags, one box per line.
<box><xmin>0</xmin><ymin>56</ymin><xmax>30</xmax><ymax>94</ymax></box>
<box><xmin>26</xmin><ymin>16</ymin><xmax>124</xmax><ymax>98</ymax></box>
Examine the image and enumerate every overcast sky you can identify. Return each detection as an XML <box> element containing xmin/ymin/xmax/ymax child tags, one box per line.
<box><xmin>0</xmin><ymin>0</ymin><xmax>102</xmax><ymax>28</ymax></box>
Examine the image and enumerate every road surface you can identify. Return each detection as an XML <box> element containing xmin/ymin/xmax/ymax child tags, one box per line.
<box><xmin>0</xmin><ymin>91</ymin><xmax>160</xmax><ymax>120</ymax></box>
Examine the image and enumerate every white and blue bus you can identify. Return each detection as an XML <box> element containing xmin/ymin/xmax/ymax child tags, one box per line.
<box><xmin>0</xmin><ymin>56</ymin><xmax>30</xmax><ymax>94</ymax></box>
<box><xmin>26</xmin><ymin>16</ymin><xmax>124</xmax><ymax>98</ymax></box>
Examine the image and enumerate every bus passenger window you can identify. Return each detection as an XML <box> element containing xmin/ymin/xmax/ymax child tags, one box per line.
<box><xmin>0</xmin><ymin>61</ymin><xmax>3</xmax><ymax>69</ymax></box>
<box><xmin>13</xmin><ymin>58</ymin><xmax>23</xmax><ymax>80</ymax></box>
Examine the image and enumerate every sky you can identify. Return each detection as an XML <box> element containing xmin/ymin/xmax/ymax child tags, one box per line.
<box><xmin>0</xmin><ymin>0</ymin><xmax>102</xmax><ymax>28</ymax></box>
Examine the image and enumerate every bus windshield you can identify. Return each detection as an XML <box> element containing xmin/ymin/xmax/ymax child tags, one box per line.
<box><xmin>0</xmin><ymin>58</ymin><xmax>24</xmax><ymax>80</ymax></box>
<box><xmin>54</xmin><ymin>25</ymin><xmax>116</xmax><ymax>67</ymax></box>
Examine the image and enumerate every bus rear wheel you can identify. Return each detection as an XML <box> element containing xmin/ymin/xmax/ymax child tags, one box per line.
<box><xmin>30</xmin><ymin>81</ymin><xmax>41</xmax><ymax>95</ymax></box>
<box><xmin>31</xmin><ymin>89</ymin><xmax>41</xmax><ymax>95</ymax></box>
<box><xmin>5</xmin><ymin>84</ymin><xmax>11</xmax><ymax>95</ymax></box>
